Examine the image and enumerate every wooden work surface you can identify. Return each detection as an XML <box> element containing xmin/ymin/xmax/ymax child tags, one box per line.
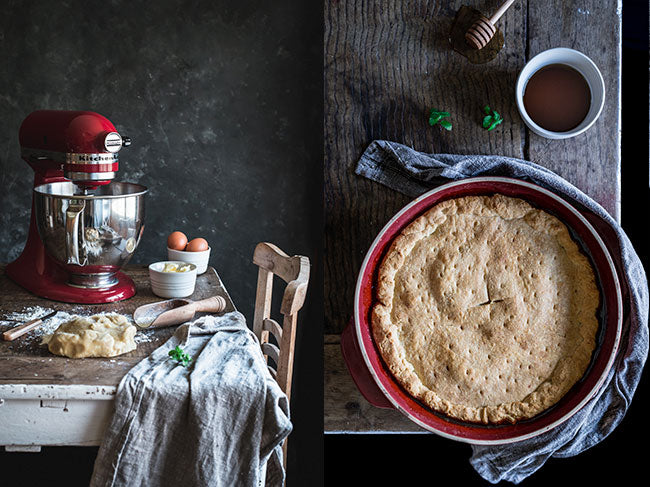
<box><xmin>324</xmin><ymin>1</ymin><xmax>621</xmax><ymax>432</ymax></box>
<box><xmin>0</xmin><ymin>265</ymin><xmax>235</xmax><ymax>388</ymax></box>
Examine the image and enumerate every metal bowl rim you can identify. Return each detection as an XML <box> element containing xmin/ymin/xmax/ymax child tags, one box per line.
<box><xmin>33</xmin><ymin>181</ymin><xmax>148</xmax><ymax>199</ymax></box>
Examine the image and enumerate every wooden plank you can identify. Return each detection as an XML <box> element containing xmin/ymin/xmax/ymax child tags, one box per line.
<box><xmin>0</xmin><ymin>265</ymin><xmax>235</xmax><ymax>387</ymax></box>
<box><xmin>324</xmin><ymin>0</ymin><xmax>527</xmax><ymax>333</ymax></box>
<box><xmin>0</xmin><ymin>398</ymin><xmax>113</xmax><ymax>447</ymax></box>
<box><xmin>324</xmin><ymin>334</ymin><xmax>424</xmax><ymax>433</ymax></box>
<box><xmin>526</xmin><ymin>0</ymin><xmax>621</xmax><ymax>220</ymax></box>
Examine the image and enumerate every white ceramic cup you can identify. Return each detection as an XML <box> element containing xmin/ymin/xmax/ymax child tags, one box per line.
<box><xmin>515</xmin><ymin>47</ymin><xmax>605</xmax><ymax>139</ymax></box>
<box><xmin>167</xmin><ymin>247</ymin><xmax>211</xmax><ymax>274</ymax></box>
<box><xmin>149</xmin><ymin>261</ymin><xmax>197</xmax><ymax>298</ymax></box>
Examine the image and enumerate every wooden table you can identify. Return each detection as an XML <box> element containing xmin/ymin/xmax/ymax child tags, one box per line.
<box><xmin>324</xmin><ymin>0</ymin><xmax>621</xmax><ymax>433</ymax></box>
<box><xmin>0</xmin><ymin>265</ymin><xmax>235</xmax><ymax>450</ymax></box>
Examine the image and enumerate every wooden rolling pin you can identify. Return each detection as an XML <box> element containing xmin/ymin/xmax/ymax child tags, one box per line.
<box><xmin>2</xmin><ymin>310</ymin><xmax>57</xmax><ymax>341</ymax></box>
<box><xmin>465</xmin><ymin>0</ymin><xmax>516</xmax><ymax>50</ymax></box>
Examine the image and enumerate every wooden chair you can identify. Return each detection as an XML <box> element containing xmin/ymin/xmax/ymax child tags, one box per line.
<box><xmin>252</xmin><ymin>242</ymin><xmax>310</xmax><ymax>467</ymax></box>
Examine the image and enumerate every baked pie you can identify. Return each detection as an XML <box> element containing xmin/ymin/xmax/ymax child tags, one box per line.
<box><xmin>372</xmin><ymin>194</ymin><xmax>600</xmax><ymax>424</ymax></box>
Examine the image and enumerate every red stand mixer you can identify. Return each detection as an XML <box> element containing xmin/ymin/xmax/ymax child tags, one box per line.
<box><xmin>6</xmin><ymin>110</ymin><xmax>148</xmax><ymax>303</ymax></box>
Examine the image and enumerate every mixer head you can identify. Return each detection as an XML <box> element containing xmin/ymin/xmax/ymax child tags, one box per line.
<box><xmin>19</xmin><ymin>110</ymin><xmax>131</xmax><ymax>191</ymax></box>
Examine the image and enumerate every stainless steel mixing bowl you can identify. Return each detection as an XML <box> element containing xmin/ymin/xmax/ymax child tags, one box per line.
<box><xmin>34</xmin><ymin>181</ymin><xmax>147</xmax><ymax>289</ymax></box>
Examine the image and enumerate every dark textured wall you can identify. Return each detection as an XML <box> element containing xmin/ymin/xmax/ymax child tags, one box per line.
<box><xmin>0</xmin><ymin>0</ymin><xmax>323</xmax><ymax>484</ymax></box>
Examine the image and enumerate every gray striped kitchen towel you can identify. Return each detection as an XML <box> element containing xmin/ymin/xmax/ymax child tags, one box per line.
<box><xmin>90</xmin><ymin>311</ymin><xmax>291</xmax><ymax>487</ymax></box>
<box><xmin>356</xmin><ymin>139</ymin><xmax>648</xmax><ymax>484</ymax></box>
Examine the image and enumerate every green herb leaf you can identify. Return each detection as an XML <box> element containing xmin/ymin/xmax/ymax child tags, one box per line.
<box><xmin>481</xmin><ymin>105</ymin><xmax>504</xmax><ymax>131</ymax></box>
<box><xmin>482</xmin><ymin>115</ymin><xmax>493</xmax><ymax>128</ymax></box>
<box><xmin>439</xmin><ymin>119</ymin><xmax>453</xmax><ymax>131</ymax></box>
<box><xmin>169</xmin><ymin>345</ymin><xmax>192</xmax><ymax>367</ymax></box>
<box><xmin>429</xmin><ymin>108</ymin><xmax>452</xmax><ymax>131</ymax></box>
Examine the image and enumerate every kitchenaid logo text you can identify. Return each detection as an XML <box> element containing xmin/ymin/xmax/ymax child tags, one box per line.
<box><xmin>68</xmin><ymin>153</ymin><xmax>119</xmax><ymax>163</ymax></box>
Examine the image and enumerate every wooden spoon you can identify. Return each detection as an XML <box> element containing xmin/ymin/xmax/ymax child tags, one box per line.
<box><xmin>133</xmin><ymin>296</ymin><xmax>227</xmax><ymax>329</ymax></box>
<box><xmin>465</xmin><ymin>0</ymin><xmax>516</xmax><ymax>50</ymax></box>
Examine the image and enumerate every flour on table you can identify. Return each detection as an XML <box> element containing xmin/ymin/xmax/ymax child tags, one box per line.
<box><xmin>0</xmin><ymin>306</ymin><xmax>153</xmax><ymax>349</ymax></box>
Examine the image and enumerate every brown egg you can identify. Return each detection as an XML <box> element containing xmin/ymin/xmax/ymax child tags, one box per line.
<box><xmin>167</xmin><ymin>231</ymin><xmax>188</xmax><ymax>251</ymax></box>
<box><xmin>186</xmin><ymin>238</ymin><xmax>209</xmax><ymax>252</ymax></box>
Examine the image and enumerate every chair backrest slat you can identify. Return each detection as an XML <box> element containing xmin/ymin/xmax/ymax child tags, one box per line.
<box><xmin>253</xmin><ymin>267</ymin><xmax>274</xmax><ymax>345</ymax></box>
<box><xmin>262</xmin><ymin>317</ymin><xmax>283</xmax><ymax>342</ymax></box>
<box><xmin>261</xmin><ymin>342</ymin><xmax>280</xmax><ymax>365</ymax></box>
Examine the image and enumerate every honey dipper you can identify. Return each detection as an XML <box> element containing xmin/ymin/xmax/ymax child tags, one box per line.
<box><xmin>465</xmin><ymin>0</ymin><xmax>516</xmax><ymax>50</ymax></box>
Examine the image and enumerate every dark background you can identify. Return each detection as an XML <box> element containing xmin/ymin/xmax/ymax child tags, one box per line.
<box><xmin>325</xmin><ymin>0</ymin><xmax>649</xmax><ymax>484</ymax></box>
<box><xmin>0</xmin><ymin>1</ymin><xmax>323</xmax><ymax>485</ymax></box>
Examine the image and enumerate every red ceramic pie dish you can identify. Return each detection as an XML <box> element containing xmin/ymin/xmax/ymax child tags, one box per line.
<box><xmin>343</xmin><ymin>177</ymin><xmax>623</xmax><ymax>444</ymax></box>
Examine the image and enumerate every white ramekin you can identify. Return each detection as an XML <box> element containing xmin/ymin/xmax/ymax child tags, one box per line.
<box><xmin>148</xmin><ymin>261</ymin><xmax>198</xmax><ymax>298</ymax></box>
<box><xmin>167</xmin><ymin>247</ymin><xmax>211</xmax><ymax>274</ymax></box>
<box><xmin>515</xmin><ymin>47</ymin><xmax>605</xmax><ymax>140</ymax></box>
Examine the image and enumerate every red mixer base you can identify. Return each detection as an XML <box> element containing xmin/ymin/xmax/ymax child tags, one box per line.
<box><xmin>6</xmin><ymin>215</ymin><xmax>136</xmax><ymax>304</ymax></box>
<box><xmin>7</xmin><ymin>261</ymin><xmax>136</xmax><ymax>304</ymax></box>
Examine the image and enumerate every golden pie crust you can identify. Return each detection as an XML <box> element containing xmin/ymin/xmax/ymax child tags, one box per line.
<box><xmin>372</xmin><ymin>195</ymin><xmax>600</xmax><ymax>424</ymax></box>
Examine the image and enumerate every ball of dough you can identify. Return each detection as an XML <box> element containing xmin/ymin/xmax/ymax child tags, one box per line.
<box><xmin>43</xmin><ymin>314</ymin><xmax>137</xmax><ymax>359</ymax></box>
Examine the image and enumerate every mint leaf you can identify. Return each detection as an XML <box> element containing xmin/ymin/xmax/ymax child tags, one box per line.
<box><xmin>169</xmin><ymin>345</ymin><xmax>192</xmax><ymax>367</ymax></box>
<box><xmin>482</xmin><ymin>106</ymin><xmax>504</xmax><ymax>131</ymax></box>
<box><xmin>488</xmin><ymin>120</ymin><xmax>502</xmax><ymax>131</ymax></box>
<box><xmin>429</xmin><ymin>108</ymin><xmax>452</xmax><ymax>131</ymax></box>
<box><xmin>482</xmin><ymin>115</ymin><xmax>493</xmax><ymax>128</ymax></box>
<box><xmin>439</xmin><ymin>119</ymin><xmax>453</xmax><ymax>131</ymax></box>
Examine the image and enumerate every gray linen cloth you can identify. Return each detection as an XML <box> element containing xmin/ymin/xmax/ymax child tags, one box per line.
<box><xmin>90</xmin><ymin>311</ymin><xmax>291</xmax><ymax>487</ymax></box>
<box><xmin>356</xmin><ymin>140</ymin><xmax>649</xmax><ymax>484</ymax></box>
